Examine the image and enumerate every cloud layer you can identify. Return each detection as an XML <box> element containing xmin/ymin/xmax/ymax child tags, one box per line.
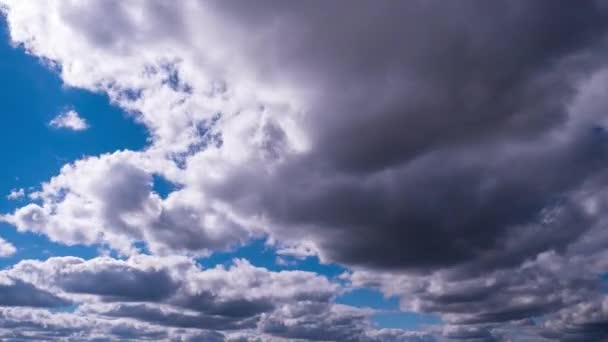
<box><xmin>1</xmin><ymin>0</ymin><xmax>608</xmax><ymax>340</ymax></box>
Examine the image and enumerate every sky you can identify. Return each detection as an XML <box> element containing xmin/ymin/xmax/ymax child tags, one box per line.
<box><xmin>0</xmin><ymin>1</ymin><xmax>607</xmax><ymax>341</ymax></box>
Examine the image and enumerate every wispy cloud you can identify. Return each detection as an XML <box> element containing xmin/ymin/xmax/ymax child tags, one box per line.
<box><xmin>6</xmin><ymin>188</ymin><xmax>24</xmax><ymax>200</ymax></box>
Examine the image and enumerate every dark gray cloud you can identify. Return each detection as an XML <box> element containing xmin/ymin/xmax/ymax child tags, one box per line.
<box><xmin>350</xmin><ymin>250</ymin><xmax>608</xmax><ymax>339</ymax></box>
<box><xmin>538</xmin><ymin>296</ymin><xmax>608</xmax><ymax>341</ymax></box>
<box><xmin>0</xmin><ymin>278</ymin><xmax>70</xmax><ymax>308</ymax></box>
<box><xmin>190</xmin><ymin>0</ymin><xmax>608</xmax><ymax>276</ymax></box>
<box><xmin>59</xmin><ymin>266</ymin><xmax>176</xmax><ymax>302</ymax></box>
<box><xmin>173</xmin><ymin>291</ymin><xmax>274</xmax><ymax>318</ymax></box>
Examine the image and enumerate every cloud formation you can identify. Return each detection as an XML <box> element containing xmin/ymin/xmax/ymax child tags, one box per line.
<box><xmin>6</xmin><ymin>188</ymin><xmax>24</xmax><ymax>200</ymax></box>
<box><xmin>0</xmin><ymin>237</ymin><xmax>15</xmax><ymax>257</ymax></box>
<box><xmin>0</xmin><ymin>255</ymin><xmax>437</xmax><ymax>341</ymax></box>
<box><xmin>49</xmin><ymin>110</ymin><xmax>89</xmax><ymax>131</ymax></box>
<box><xmin>1</xmin><ymin>0</ymin><xmax>608</xmax><ymax>340</ymax></box>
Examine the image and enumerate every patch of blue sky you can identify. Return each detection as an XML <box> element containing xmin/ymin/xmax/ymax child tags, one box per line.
<box><xmin>198</xmin><ymin>238</ymin><xmax>346</xmax><ymax>278</ymax></box>
<box><xmin>49</xmin><ymin>303</ymin><xmax>80</xmax><ymax>314</ymax></box>
<box><xmin>601</xmin><ymin>273</ymin><xmax>608</xmax><ymax>292</ymax></box>
<box><xmin>0</xmin><ymin>227</ymin><xmax>100</xmax><ymax>269</ymax></box>
<box><xmin>152</xmin><ymin>175</ymin><xmax>181</xmax><ymax>199</ymax></box>
<box><xmin>337</xmin><ymin>287</ymin><xmax>441</xmax><ymax>330</ymax></box>
<box><xmin>371</xmin><ymin>311</ymin><xmax>441</xmax><ymax>330</ymax></box>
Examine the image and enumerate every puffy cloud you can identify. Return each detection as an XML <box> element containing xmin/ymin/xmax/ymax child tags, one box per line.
<box><xmin>2</xmin><ymin>151</ymin><xmax>252</xmax><ymax>256</ymax></box>
<box><xmin>7</xmin><ymin>255</ymin><xmax>336</xmax><ymax>312</ymax></box>
<box><xmin>0</xmin><ymin>237</ymin><xmax>15</xmax><ymax>257</ymax></box>
<box><xmin>49</xmin><ymin>110</ymin><xmax>89</xmax><ymax>131</ymax></box>
<box><xmin>259</xmin><ymin>303</ymin><xmax>369</xmax><ymax>341</ymax></box>
<box><xmin>0</xmin><ymin>255</ymin><xmax>434</xmax><ymax>340</ymax></box>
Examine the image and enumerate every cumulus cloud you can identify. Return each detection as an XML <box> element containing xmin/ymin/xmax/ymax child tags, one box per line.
<box><xmin>0</xmin><ymin>255</ymin><xmax>435</xmax><ymax>340</ymax></box>
<box><xmin>0</xmin><ymin>237</ymin><xmax>15</xmax><ymax>257</ymax></box>
<box><xmin>2</xmin><ymin>0</ymin><xmax>608</xmax><ymax>339</ymax></box>
<box><xmin>2</xmin><ymin>151</ymin><xmax>252</xmax><ymax>256</ymax></box>
<box><xmin>49</xmin><ymin>110</ymin><xmax>89</xmax><ymax>131</ymax></box>
<box><xmin>7</xmin><ymin>255</ymin><xmax>337</xmax><ymax>313</ymax></box>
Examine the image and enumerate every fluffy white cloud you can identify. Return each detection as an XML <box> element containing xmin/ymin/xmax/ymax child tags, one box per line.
<box><xmin>0</xmin><ymin>237</ymin><xmax>15</xmax><ymax>257</ymax></box>
<box><xmin>49</xmin><ymin>110</ymin><xmax>89</xmax><ymax>131</ymax></box>
<box><xmin>2</xmin><ymin>150</ymin><xmax>253</xmax><ymax>256</ymax></box>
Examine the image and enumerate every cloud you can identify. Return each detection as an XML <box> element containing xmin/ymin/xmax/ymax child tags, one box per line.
<box><xmin>534</xmin><ymin>296</ymin><xmax>608</xmax><ymax>341</ymax></box>
<box><xmin>6</xmin><ymin>0</ymin><xmax>608</xmax><ymax>271</ymax></box>
<box><xmin>365</xmin><ymin>329</ymin><xmax>437</xmax><ymax>342</ymax></box>
<box><xmin>49</xmin><ymin>110</ymin><xmax>89</xmax><ymax>131</ymax></box>
<box><xmin>0</xmin><ymin>255</ymin><xmax>435</xmax><ymax>340</ymax></box>
<box><xmin>0</xmin><ymin>277</ymin><xmax>70</xmax><ymax>308</ymax></box>
<box><xmin>2</xmin><ymin>151</ymin><xmax>252</xmax><ymax>256</ymax></box>
<box><xmin>6</xmin><ymin>188</ymin><xmax>24</xmax><ymax>200</ymax></box>
<box><xmin>2</xmin><ymin>1</ymin><xmax>608</xmax><ymax>339</ymax></box>
<box><xmin>7</xmin><ymin>255</ymin><xmax>338</xmax><ymax>312</ymax></box>
<box><xmin>0</xmin><ymin>237</ymin><xmax>15</xmax><ymax>257</ymax></box>
<box><xmin>348</xmin><ymin>249</ymin><xmax>608</xmax><ymax>339</ymax></box>
<box><xmin>259</xmin><ymin>303</ymin><xmax>369</xmax><ymax>341</ymax></box>
<box><xmin>0</xmin><ymin>306</ymin><xmax>175</xmax><ymax>341</ymax></box>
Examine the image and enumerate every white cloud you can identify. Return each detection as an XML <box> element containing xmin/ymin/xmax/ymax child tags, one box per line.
<box><xmin>2</xmin><ymin>150</ymin><xmax>252</xmax><ymax>256</ymax></box>
<box><xmin>6</xmin><ymin>188</ymin><xmax>24</xmax><ymax>200</ymax></box>
<box><xmin>0</xmin><ymin>238</ymin><xmax>16</xmax><ymax>257</ymax></box>
<box><xmin>49</xmin><ymin>110</ymin><xmax>89</xmax><ymax>131</ymax></box>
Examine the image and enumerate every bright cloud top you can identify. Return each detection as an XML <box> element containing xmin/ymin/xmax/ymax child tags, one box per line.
<box><xmin>49</xmin><ymin>110</ymin><xmax>89</xmax><ymax>131</ymax></box>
